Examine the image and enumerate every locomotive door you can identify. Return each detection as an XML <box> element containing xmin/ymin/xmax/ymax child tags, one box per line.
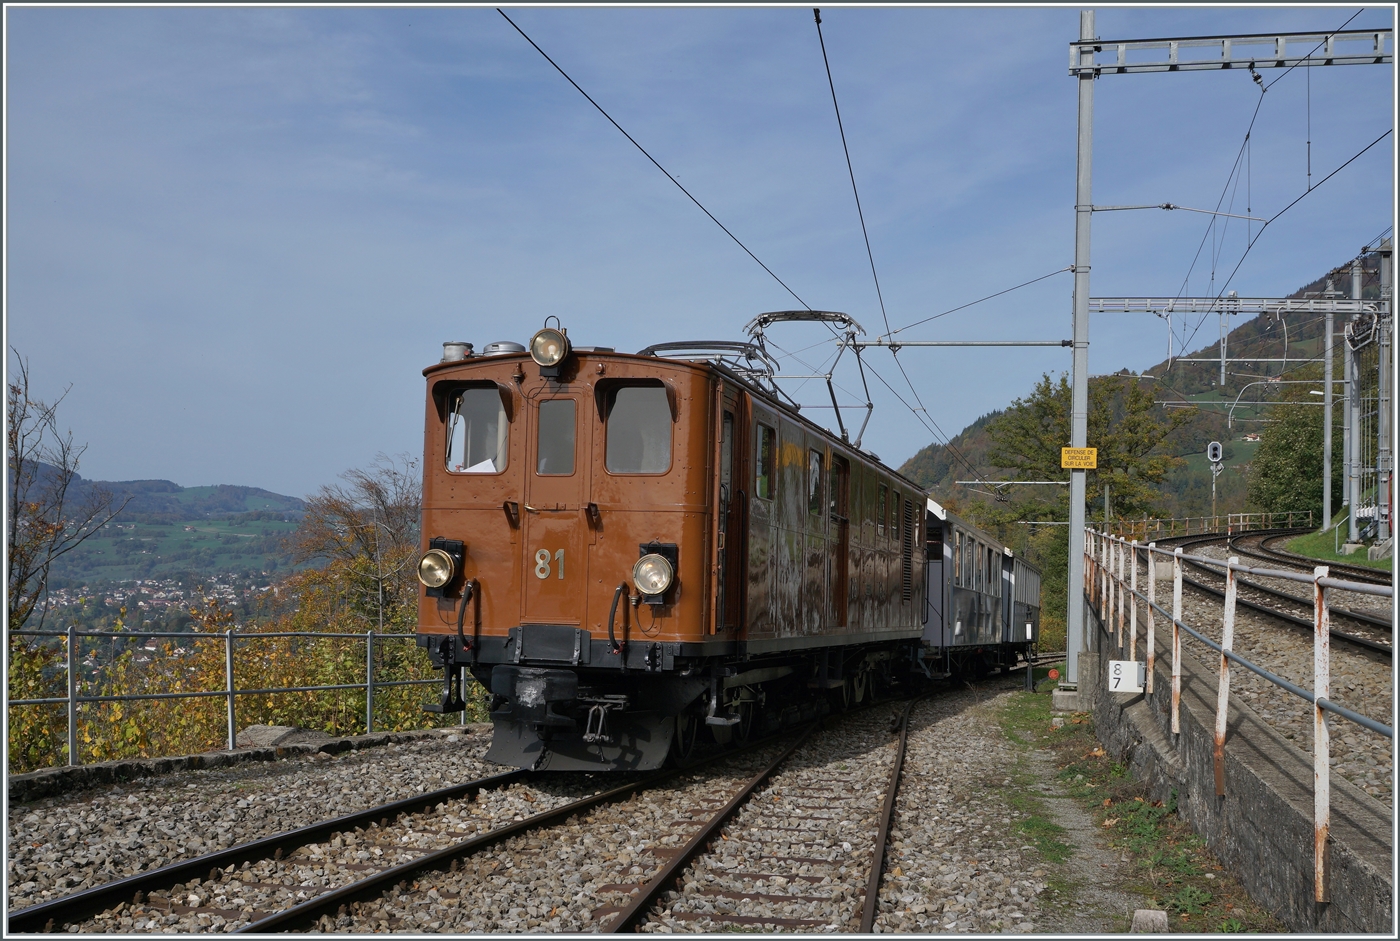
<box><xmin>829</xmin><ymin>456</ymin><xmax>850</xmax><ymax>627</ymax></box>
<box><xmin>520</xmin><ymin>394</ymin><xmax>588</xmax><ymax>625</ymax></box>
<box><xmin>717</xmin><ymin>408</ymin><xmax>734</xmax><ymax>630</ymax></box>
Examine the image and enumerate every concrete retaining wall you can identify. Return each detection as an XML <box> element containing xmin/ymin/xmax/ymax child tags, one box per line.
<box><xmin>1078</xmin><ymin>600</ymin><xmax>1393</xmax><ymax>934</ymax></box>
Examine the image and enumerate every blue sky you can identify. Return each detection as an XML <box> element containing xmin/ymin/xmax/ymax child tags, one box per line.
<box><xmin>5</xmin><ymin>4</ymin><xmax>1394</xmax><ymax>499</ymax></box>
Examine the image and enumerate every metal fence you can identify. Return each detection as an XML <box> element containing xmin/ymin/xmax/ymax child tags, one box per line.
<box><xmin>8</xmin><ymin>628</ymin><xmax>459</xmax><ymax>767</ymax></box>
<box><xmin>1084</xmin><ymin>528</ymin><xmax>1392</xmax><ymax>903</ymax></box>
<box><xmin>1106</xmin><ymin>511</ymin><xmax>1313</xmax><ymax>541</ymax></box>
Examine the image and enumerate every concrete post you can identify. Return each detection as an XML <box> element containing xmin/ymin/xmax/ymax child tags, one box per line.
<box><xmin>1346</xmin><ymin>258</ymin><xmax>1360</xmax><ymax>541</ymax></box>
<box><xmin>1377</xmin><ymin>240</ymin><xmax>1392</xmax><ymax>542</ymax></box>
<box><xmin>1066</xmin><ymin>8</ymin><xmax>1095</xmax><ymax>688</ymax></box>
<box><xmin>1323</xmin><ymin>304</ymin><xmax>1334</xmax><ymax>530</ymax></box>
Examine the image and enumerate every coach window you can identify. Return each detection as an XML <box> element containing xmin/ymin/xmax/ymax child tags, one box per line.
<box><xmin>536</xmin><ymin>399</ymin><xmax>576</xmax><ymax>475</ymax></box>
<box><xmin>756</xmin><ymin>424</ymin><xmax>776</xmax><ymax>499</ymax></box>
<box><xmin>605</xmin><ymin>385</ymin><xmax>672</xmax><ymax>474</ymax></box>
<box><xmin>808</xmin><ymin>450</ymin><xmax>823</xmax><ymax>514</ymax></box>
<box><xmin>974</xmin><ymin>540</ymin><xmax>982</xmax><ymax>592</ymax></box>
<box><xmin>447</xmin><ymin>386</ymin><xmax>509</xmax><ymax>474</ymax></box>
<box><xmin>953</xmin><ymin>532</ymin><xmax>962</xmax><ymax>586</ymax></box>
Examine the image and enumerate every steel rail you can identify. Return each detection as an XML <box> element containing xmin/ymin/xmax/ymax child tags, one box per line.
<box><xmin>1142</xmin><ymin>531</ymin><xmax>1391</xmax><ymax>640</ymax></box>
<box><xmin>1254</xmin><ymin>533</ymin><xmax>1393</xmax><ymax>586</ymax></box>
<box><xmin>604</xmin><ymin>727</ymin><xmax>815</xmax><ymax>932</ymax></box>
<box><xmin>1190</xmin><ymin>558</ymin><xmax>1391</xmax><ymax>632</ymax></box>
<box><xmin>239</xmin><ymin>725</ymin><xmax>808</xmax><ymax>934</ymax></box>
<box><xmin>1137</xmin><ymin>594</ymin><xmax>1393</xmax><ymax>739</ymax></box>
<box><xmin>239</xmin><ymin>768</ymin><xmax>682</xmax><ymax>933</ymax></box>
<box><xmin>5</xmin><ymin>769</ymin><xmax>526</xmax><ymax>934</ymax></box>
<box><xmin>1177</xmin><ymin>571</ymin><xmax>1390</xmax><ymax>656</ymax></box>
<box><xmin>858</xmin><ymin>696</ymin><xmax>921</xmax><ymax>932</ymax></box>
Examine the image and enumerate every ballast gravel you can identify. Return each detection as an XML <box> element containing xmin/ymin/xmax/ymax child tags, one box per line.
<box><xmin>1122</xmin><ymin>549</ymin><xmax>1393</xmax><ymax>806</ymax></box>
<box><xmin>7</xmin><ymin>726</ymin><xmax>498</xmax><ymax>917</ymax></box>
<box><xmin>869</xmin><ymin>689</ymin><xmax>1050</xmax><ymax>934</ymax></box>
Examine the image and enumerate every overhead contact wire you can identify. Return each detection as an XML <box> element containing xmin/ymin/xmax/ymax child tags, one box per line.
<box><xmin>497</xmin><ymin>9</ymin><xmax>812</xmax><ymax>311</ymax></box>
<box><xmin>1172</xmin><ymin>7</ymin><xmax>1365</xmax><ymax>357</ymax></box>
<box><xmin>813</xmin><ymin>8</ymin><xmax>890</xmax><ymax>337</ymax></box>
<box><xmin>887</xmin><ymin>266</ymin><xmax>1072</xmax><ymax>338</ymax></box>
<box><xmin>1176</xmin><ymin>128</ymin><xmax>1392</xmax><ymax>356</ymax></box>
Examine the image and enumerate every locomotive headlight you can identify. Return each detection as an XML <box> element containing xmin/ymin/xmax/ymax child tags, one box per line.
<box><xmin>417</xmin><ymin>549</ymin><xmax>456</xmax><ymax>589</ymax></box>
<box><xmin>632</xmin><ymin>554</ymin><xmax>674</xmax><ymax>595</ymax></box>
<box><xmin>529</xmin><ymin>328</ymin><xmax>570</xmax><ymax>368</ymax></box>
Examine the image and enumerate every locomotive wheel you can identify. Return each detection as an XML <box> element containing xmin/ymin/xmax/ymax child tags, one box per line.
<box><xmin>849</xmin><ymin>671</ymin><xmax>867</xmax><ymax>705</ymax></box>
<box><xmin>671</xmin><ymin>713</ymin><xmax>699</xmax><ymax>763</ymax></box>
<box><xmin>733</xmin><ymin>700</ymin><xmax>755</xmax><ymax>745</ymax></box>
<box><xmin>829</xmin><ymin>679</ymin><xmax>852</xmax><ymax>711</ymax></box>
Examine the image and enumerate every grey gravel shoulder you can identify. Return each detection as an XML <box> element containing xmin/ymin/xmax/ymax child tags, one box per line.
<box><xmin>7</xmin><ymin>723</ymin><xmax>502</xmax><ymax>913</ymax></box>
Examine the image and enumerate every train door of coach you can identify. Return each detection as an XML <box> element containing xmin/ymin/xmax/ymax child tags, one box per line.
<box><xmin>521</xmin><ymin>394</ymin><xmax>588</xmax><ymax>625</ymax></box>
<box><xmin>830</xmin><ymin>456</ymin><xmax>850</xmax><ymax>627</ymax></box>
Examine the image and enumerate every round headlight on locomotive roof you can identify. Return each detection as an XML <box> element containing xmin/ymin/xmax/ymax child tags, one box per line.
<box><xmin>529</xmin><ymin>328</ymin><xmax>570</xmax><ymax>367</ymax></box>
<box><xmin>632</xmin><ymin>554</ymin><xmax>674</xmax><ymax>595</ymax></box>
<box><xmin>417</xmin><ymin>549</ymin><xmax>456</xmax><ymax>589</ymax></box>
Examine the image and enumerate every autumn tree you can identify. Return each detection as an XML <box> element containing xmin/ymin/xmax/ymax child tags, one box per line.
<box><xmin>7</xmin><ymin>351</ymin><xmax>128</xmax><ymax>631</ymax></box>
<box><xmin>982</xmin><ymin>372</ymin><xmax>1190</xmax><ymax>642</ymax></box>
<box><xmin>287</xmin><ymin>453</ymin><xmax>422</xmax><ymax>632</ymax></box>
<box><xmin>1247</xmin><ymin>367</ymin><xmax>1342</xmax><ymax>520</ymax></box>
<box><xmin>986</xmin><ymin>372</ymin><xmax>1192</xmax><ymax>522</ymax></box>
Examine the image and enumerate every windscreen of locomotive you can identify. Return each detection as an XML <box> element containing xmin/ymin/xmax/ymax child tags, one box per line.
<box><xmin>446</xmin><ymin>388</ymin><xmax>508</xmax><ymax>473</ymax></box>
<box><xmin>606</xmin><ymin>386</ymin><xmax>672</xmax><ymax>473</ymax></box>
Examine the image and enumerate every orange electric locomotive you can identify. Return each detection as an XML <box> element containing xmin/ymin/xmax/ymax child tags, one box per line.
<box><xmin>413</xmin><ymin>321</ymin><xmax>930</xmax><ymax>770</ymax></box>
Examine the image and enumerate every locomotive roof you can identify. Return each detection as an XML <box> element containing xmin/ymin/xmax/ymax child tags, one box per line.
<box><xmin>423</xmin><ymin>345</ymin><xmax>931</xmax><ymax>497</ymax></box>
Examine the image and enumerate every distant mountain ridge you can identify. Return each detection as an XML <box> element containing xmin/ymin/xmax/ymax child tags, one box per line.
<box><xmin>32</xmin><ymin>463</ymin><xmax>305</xmax><ymax>523</ymax></box>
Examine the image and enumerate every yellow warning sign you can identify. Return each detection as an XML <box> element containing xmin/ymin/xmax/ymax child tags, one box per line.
<box><xmin>1061</xmin><ymin>447</ymin><xmax>1098</xmax><ymax>469</ymax></box>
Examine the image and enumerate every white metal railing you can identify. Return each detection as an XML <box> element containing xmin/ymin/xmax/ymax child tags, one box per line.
<box><xmin>8</xmin><ymin>628</ymin><xmax>460</xmax><ymax>768</ymax></box>
<box><xmin>1105</xmin><ymin>511</ymin><xmax>1313</xmax><ymax>541</ymax></box>
<box><xmin>1084</xmin><ymin>528</ymin><xmax>1393</xmax><ymax>903</ymax></box>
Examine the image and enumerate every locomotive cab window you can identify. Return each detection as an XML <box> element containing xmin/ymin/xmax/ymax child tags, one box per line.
<box><xmin>604</xmin><ymin>384</ymin><xmax>672</xmax><ymax>474</ymax></box>
<box><xmin>808</xmin><ymin>450</ymin><xmax>823</xmax><ymax>514</ymax></box>
<box><xmin>446</xmin><ymin>386</ymin><xmax>509</xmax><ymax>474</ymax></box>
<box><xmin>536</xmin><ymin>399</ymin><xmax>576</xmax><ymax>475</ymax></box>
<box><xmin>756</xmin><ymin>424</ymin><xmax>776</xmax><ymax>500</ymax></box>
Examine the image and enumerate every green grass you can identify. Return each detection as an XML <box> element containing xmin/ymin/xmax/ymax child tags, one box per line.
<box><xmin>997</xmin><ymin>678</ymin><xmax>1074</xmax><ymax>865</ymax></box>
<box><xmin>1285</xmin><ymin>528</ymin><xmax>1392</xmax><ymax>572</ymax></box>
<box><xmin>996</xmin><ymin>681</ymin><xmax>1285</xmax><ymax>934</ymax></box>
<box><xmin>51</xmin><ymin>516</ymin><xmax>302</xmax><ymax>581</ymax></box>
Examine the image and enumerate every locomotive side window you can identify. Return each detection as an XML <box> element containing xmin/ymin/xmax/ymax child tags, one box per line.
<box><xmin>807</xmin><ymin>450</ymin><xmax>823</xmax><ymax>514</ymax></box>
<box><xmin>536</xmin><ymin>399</ymin><xmax>576</xmax><ymax>475</ymax></box>
<box><xmin>756</xmin><ymin>423</ymin><xmax>775</xmax><ymax>499</ymax></box>
<box><xmin>891</xmin><ymin>493</ymin><xmax>900</xmax><ymax>543</ymax></box>
<box><xmin>877</xmin><ymin>485</ymin><xmax>887</xmax><ymax>538</ymax></box>
<box><xmin>604</xmin><ymin>385</ymin><xmax>672</xmax><ymax>474</ymax></box>
<box><xmin>446</xmin><ymin>387</ymin><xmax>509</xmax><ymax>474</ymax></box>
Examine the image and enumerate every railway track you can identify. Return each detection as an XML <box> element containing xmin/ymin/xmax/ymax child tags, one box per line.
<box><xmin>1145</xmin><ymin>531</ymin><xmax>1392</xmax><ymax>658</ymax></box>
<box><xmin>5</xmin><ymin>767</ymin><xmax>551</xmax><ymax>933</ymax></box>
<box><xmin>1251</xmin><ymin>531</ymin><xmax>1393</xmax><ymax>587</ymax></box>
<box><xmin>10</xmin><ymin>694</ymin><xmax>925</xmax><ymax>934</ymax></box>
